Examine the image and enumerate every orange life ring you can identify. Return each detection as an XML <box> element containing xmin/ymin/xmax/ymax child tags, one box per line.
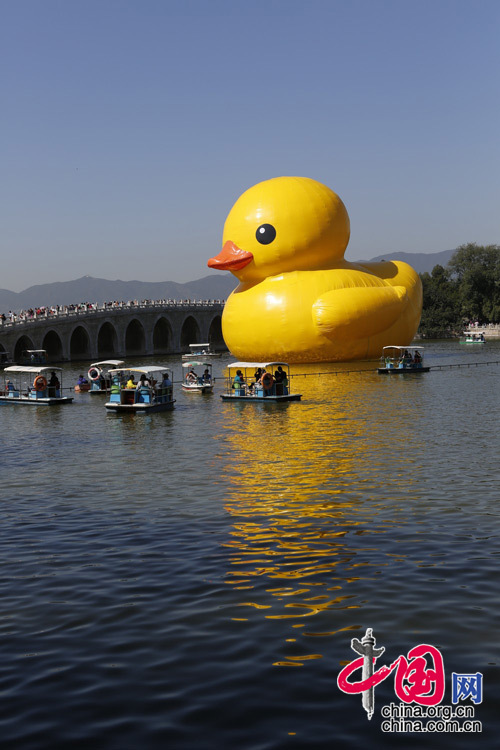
<box><xmin>261</xmin><ymin>372</ymin><xmax>273</xmax><ymax>390</ymax></box>
<box><xmin>33</xmin><ymin>375</ymin><xmax>47</xmax><ymax>391</ymax></box>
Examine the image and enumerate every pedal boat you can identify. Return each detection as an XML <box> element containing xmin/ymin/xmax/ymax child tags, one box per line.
<box><xmin>182</xmin><ymin>343</ymin><xmax>222</xmax><ymax>360</ymax></box>
<box><xmin>461</xmin><ymin>331</ymin><xmax>486</xmax><ymax>343</ymax></box>
<box><xmin>378</xmin><ymin>346</ymin><xmax>429</xmax><ymax>373</ymax></box>
<box><xmin>181</xmin><ymin>361</ymin><xmax>214</xmax><ymax>394</ymax></box>
<box><xmin>105</xmin><ymin>365</ymin><xmax>175</xmax><ymax>413</ymax></box>
<box><xmin>88</xmin><ymin>360</ymin><xmax>126</xmax><ymax>394</ymax></box>
<box><xmin>0</xmin><ymin>366</ymin><xmax>73</xmax><ymax>405</ymax></box>
<box><xmin>221</xmin><ymin>362</ymin><xmax>302</xmax><ymax>402</ymax></box>
<box><xmin>21</xmin><ymin>349</ymin><xmax>48</xmax><ymax>365</ymax></box>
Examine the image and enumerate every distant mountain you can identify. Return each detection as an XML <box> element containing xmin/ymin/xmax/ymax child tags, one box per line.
<box><xmin>0</xmin><ymin>274</ymin><xmax>238</xmax><ymax>312</ymax></box>
<box><xmin>0</xmin><ymin>250</ymin><xmax>456</xmax><ymax>311</ymax></box>
<box><xmin>350</xmin><ymin>249</ymin><xmax>455</xmax><ymax>274</ymax></box>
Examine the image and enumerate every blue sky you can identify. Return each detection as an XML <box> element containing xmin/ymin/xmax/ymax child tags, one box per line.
<box><xmin>1</xmin><ymin>0</ymin><xmax>498</xmax><ymax>291</ymax></box>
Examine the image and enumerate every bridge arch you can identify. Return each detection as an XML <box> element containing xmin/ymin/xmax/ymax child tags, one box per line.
<box><xmin>97</xmin><ymin>321</ymin><xmax>119</xmax><ymax>358</ymax></box>
<box><xmin>180</xmin><ymin>315</ymin><xmax>201</xmax><ymax>348</ymax></box>
<box><xmin>153</xmin><ymin>316</ymin><xmax>172</xmax><ymax>354</ymax></box>
<box><xmin>42</xmin><ymin>330</ymin><xmax>64</xmax><ymax>362</ymax></box>
<box><xmin>14</xmin><ymin>334</ymin><xmax>35</xmax><ymax>362</ymax></box>
<box><xmin>125</xmin><ymin>318</ymin><xmax>146</xmax><ymax>356</ymax></box>
<box><xmin>70</xmin><ymin>325</ymin><xmax>91</xmax><ymax>360</ymax></box>
<box><xmin>207</xmin><ymin>315</ymin><xmax>224</xmax><ymax>346</ymax></box>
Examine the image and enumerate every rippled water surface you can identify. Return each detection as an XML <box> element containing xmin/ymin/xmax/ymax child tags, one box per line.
<box><xmin>1</xmin><ymin>342</ymin><xmax>499</xmax><ymax>748</ymax></box>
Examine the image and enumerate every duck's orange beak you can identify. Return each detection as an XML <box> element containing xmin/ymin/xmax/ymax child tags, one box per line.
<box><xmin>207</xmin><ymin>241</ymin><xmax>253</xmax><ymax>271</ymax></box>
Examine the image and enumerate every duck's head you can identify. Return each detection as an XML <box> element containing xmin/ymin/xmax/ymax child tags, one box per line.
<box><xmin>207</xmin><ymin>176</ymin><xmax>350</xmax><ymax>282</ymax></box>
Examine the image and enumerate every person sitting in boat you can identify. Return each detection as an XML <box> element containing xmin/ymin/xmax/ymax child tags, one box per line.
<box><xmin>137</xmin><ymin>374</ymin><xmax>150</xmax><ymax>389</ymax></box>
<box><xmin>126</xmin><ymin>375</ymin><xmax>136</xmax><ymax>388</ymax></box>
<box><xmin>186</xmin><ymin>369</ymin><xmax>198</xmax><ymax>382</ymax></box>
<box><xmin>233</xmin><ymin>369</ymin><xmax>245</xmax><ymax>393</ymax></box>
<box><xmin>413</xmin><ymin>350</ymin><xmax>422</xmax><ymax>364</ymax></box>
<box><xmin>48</xmin><ymin>371</ymin><xmax>60</xmax><ymax>397</ymax></box>
<box><xmin>77</xmin><ymin>374</ymin><xmax>88</xmax><ymax>386</ymax></box>
<box><xmin>403</xmin><ymin>350</ymin><xmax>413</xmax><ymax>365</ymax></box>
<box><xmin>5</xmin><ymin>379</ymin><xmax>15</xmax><ymax>391</ymax></box>
<box><xmin>161</xmin><ymin>372</ymin><xmax>172</xmax><ymax>388</ymax></box>
<box><xmin>202</xmin><ymin>368</ymin><xmax>211</xmax><ymax>383</ymax></box>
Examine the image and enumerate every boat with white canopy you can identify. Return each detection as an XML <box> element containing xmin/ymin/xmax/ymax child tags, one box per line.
<box><xmin>461</xmin><ymin>331</ymin><xmax>486</xmax><ymax>344</ymax></box>
<box><xmin>88</xmin><ymin>360</ymin><xmax>126</xmax><ymax>394</ymax></box>
<box><xmin>1</xmin><ymin>365</ymin><xmax>73</xmax><ymax>405</ymax></box>
<box><xmin>105</xmin><ymin>365</ymin><xmax>175</xmax><ymax>413</ymax></box>
<box><xmin>181</xmin><ymin>361</ymin><xmax>214</xmax><ymax>394</ymax></box>
<box><xmin>182</xmin><ymin>343</ymin><xmax>222</xmax><ymax>360</ymax></box>
<box><xmin>378</xmin><ymin>346</ymin><xmax>429</xmax><ymax>373</ymax></box>
<box><xmin>221</xmin><ymin>362</ymin><xmax>302</xmax><ymax>402</ymax></box>
<box><xmin>21</xmin><ymin>349</ymin><xmax>47</xmax><ymax>365</ymax></box>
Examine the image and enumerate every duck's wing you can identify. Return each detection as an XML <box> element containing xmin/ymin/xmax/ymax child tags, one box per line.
<box><xmin>312</xmin><ymin>285</ymin><xmax>408</xmax><ymax>340</ymax></box>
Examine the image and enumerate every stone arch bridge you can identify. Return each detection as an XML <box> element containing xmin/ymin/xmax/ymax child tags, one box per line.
<box><xmin>0</xmin><ymin>301</ymin><xmax>225</xmax><ymax>363</ymax></box>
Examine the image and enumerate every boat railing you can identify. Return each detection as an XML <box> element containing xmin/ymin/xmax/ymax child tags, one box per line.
<box><xmin>228</xmin><ymin>381</ymin><xmax>290</xmax><ymax>397</ymax></box>
<box><xmin>381</xmin><ymin>355</ymin><xmax>423</xmax><ymax>369</ymax></box>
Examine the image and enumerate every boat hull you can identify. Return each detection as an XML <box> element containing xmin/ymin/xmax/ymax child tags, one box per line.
<box><xmin>378</xmin><ymin>367</ymin><xmax>430</xmax><ymax>374</ymax></box>
<box><xmin>220</xmin><ymin>393</ymin><xmax>301</xmax><ymax>402</ymax></box>
<box><xmin>105</xmin><ymin>400</ymin><xmax>175</xmax><ymax>413</ymax></box>
<box><xmin>0</xmin><ymin>395</ymin><xmax>73</xmax><ymax>405</ymax></box>
<box><xmin>181</xmin><ymin>384</ymin><xmax>214</xmax><ymax>394</ymax></box>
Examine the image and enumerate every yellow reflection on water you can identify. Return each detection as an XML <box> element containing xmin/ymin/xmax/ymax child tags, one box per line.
<box><xmin>219</xmin><ymin>363</ymin><xmax>427</xmax><ymax>661</ymax></box>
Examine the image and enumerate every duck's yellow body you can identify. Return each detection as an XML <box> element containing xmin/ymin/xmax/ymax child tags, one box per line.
<box><xmin>208</xmin><ymin>177</ymin><xmax>422</xmax><ymax>363</ymax></box>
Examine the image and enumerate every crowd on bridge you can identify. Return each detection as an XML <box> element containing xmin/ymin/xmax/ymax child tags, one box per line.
<box><xmin>0</xmin><ymin>298</ymin><xmax>225</xmax><ymax>326</ymax></box>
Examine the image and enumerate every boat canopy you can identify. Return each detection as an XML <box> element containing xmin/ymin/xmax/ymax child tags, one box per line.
<box><xmin>108</xmin><ymin>365</ymin><xmax>172</xmax><ymax>375</ymax></box>
<box><xmin>23</xmin><ymin>349</ymin><xmax>47</xmax><ymax>354</ymax></box>
<box><xmin>182</xmin><ymin>361</ymin><xmax>212</xmax><ymax>368</ymax></box>
<box><xmin>227</xmin><ymin>361</ymin><xmax>290</xmax><ymax>369</ymax></box>
<box><xmin>189</xmin><ymin>343</ymin><xmax>210</xmax><ymax>349</ymax></box>
<box><xmin>89</xmin><ymin>359</ymin><xmax>125</xmax><ymax>368</ymax></box>
<box><xmin>4</xmin><ymin>365</ymin><xmax>63</xmax><ymax>374</ymax></box>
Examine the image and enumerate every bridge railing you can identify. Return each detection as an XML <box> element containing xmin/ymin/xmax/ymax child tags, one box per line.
<box><xmin>0</xmin><ymin>300</ymin><xmax>225</xmax><ymax>329</ymax></box>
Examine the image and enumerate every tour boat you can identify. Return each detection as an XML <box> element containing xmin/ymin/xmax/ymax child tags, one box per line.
<box><xmin>20</xmin><ymin>349</ymin><xmax>48</xmax><ymax>365</ymax></box>
<box><xmin>461</xmin><ymin>331</ymin><xmax>486</xmax><ymax>343</ymax></box>
<box><xmin>182</xmin><ymin>361</ymin><xmax>214</xmax><ymax>394</ymax></box>
<box><xmin>88</xmin><ymin>360</ymin><xmax>126</xmax><ymax>394</ymax></box>
<box><xmin>378</xmin><ymin>346</ymin><xmax>429</xmax><ymax>374</ymax></box>
<box><xmin>220</xmin><ymin>362</ymin><xmax>302</xmax><ymax>402</ymax></box>
<box><xmin>105</xmin><ymin>365</ymin><xmax>175</xmax><ymax>413</ymax></box>
<box><xmin>181</xmin><ymin>343</ymin><xmax>222</xmax><ymax>360</ymax></box>
<box><xmin>0</xmin><ymin>366</ymin><xmax>73</xmax><ymax>405</ymax></box>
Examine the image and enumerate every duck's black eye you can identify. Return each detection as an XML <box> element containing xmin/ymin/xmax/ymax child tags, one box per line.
<box><xmin>255</xmin><ymin>224</ymin><xmax>276</xmax><ymax>245</ymax></box>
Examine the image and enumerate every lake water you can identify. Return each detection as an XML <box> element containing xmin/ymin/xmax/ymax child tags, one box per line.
<box><xmin>1</xmin><ymin>341</ymin><xmax>499</xmax><ymax>749</ymax></box>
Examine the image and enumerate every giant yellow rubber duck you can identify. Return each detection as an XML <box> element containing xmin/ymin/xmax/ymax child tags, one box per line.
<box><xmin>208</xmin><ymin>177</ymin><xmax>422</xmax><ymax>363</ymax></box>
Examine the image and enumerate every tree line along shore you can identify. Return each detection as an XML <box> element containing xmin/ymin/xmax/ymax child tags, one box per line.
<box><xmin>417</xmin><ymin>243</ymin><xmax>500</xmax><ymax>339</ymax></box>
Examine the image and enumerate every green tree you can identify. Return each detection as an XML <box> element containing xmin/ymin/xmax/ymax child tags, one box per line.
<box><xmin>419</xmin><ymin>265</ymin><xmax>461</xmax><ymax>337</ymax></box>
<box><xmin>448</xmin><ymin>243</ymin><xmax>500</xmax><ymax>323</ymax></box>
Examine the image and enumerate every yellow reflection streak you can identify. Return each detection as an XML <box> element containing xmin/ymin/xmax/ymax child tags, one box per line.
<box><xmin>217</xmin><ymin>364</ymin><xmax>426</xmax><ymax>664</ymax></box>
